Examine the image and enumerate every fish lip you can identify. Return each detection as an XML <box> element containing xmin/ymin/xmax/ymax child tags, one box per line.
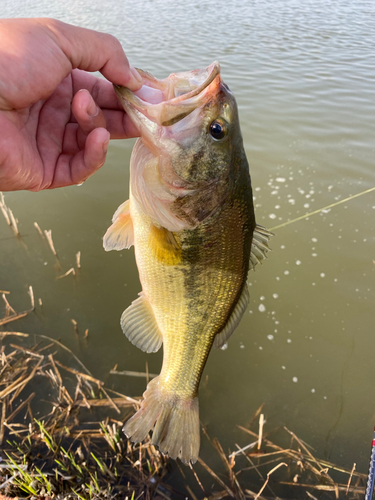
<box><xmin>114</xmin><ymin>61</ymin><xmax>221</xmax><ymax>127</ymax></box>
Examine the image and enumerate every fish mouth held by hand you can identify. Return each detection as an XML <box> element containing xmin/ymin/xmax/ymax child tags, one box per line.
<box><xmin>113</xmin><ymin>62</ymin><xmax>242</xmax><ymax>232</ymax></box>
<box><xmin>114</xmin><ymin>61</ymin><xmax>221</xmax><ymax>129</ymax></box>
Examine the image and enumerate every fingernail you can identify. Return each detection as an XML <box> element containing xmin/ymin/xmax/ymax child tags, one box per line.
<box><xmin>102</xmin><ymin>132</ymin><xmax>110</xmax><ymax>153</ymax></box>
<box><xmin>130</xmin><ymin>65</ymin><xmax>143</xmax><ymax>84</ymax></box>
<box><xmin>87</xmin><ymin>95</ymin><xmax>99</xmax><ymax>117</ymax></box>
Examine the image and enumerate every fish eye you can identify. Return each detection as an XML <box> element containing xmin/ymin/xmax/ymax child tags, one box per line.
<box><xmin>210</xmin><ymin>120</ymin><xmax>227</xmax><ymax>141</ymax></box>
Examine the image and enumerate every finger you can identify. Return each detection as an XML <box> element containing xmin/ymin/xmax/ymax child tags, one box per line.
<box><xmin>50</xmin><ymin>127</ymin><xmax>110</xmax><ymax>188</ymax></box>
<box><xmin>47</xmin><ymin>19</ymin><xmax>143</xmax><ymax>90</ymax></box>
<box><xmin>63</xmin><ymin>109</ymin><xmax>139</xmax><ymax>156</ymax></box>
<box><xmin>69</xmin><ymin>87</ymin><xmax>139</xmax><ymax>143</ymax></box>
<box><xmin>72</xmin><ymin>89</ymin><xmax>107</xmax><ymax>149</ymax></box>
<box><xmin>71</xmin><ymin>70</ymin><xmax>123</xmax><ymax>109</ymax></box>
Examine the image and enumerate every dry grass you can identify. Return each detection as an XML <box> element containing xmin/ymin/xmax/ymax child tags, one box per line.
<box><xmin>0</xmin><ymin>331</ymin><xmax>169</xmax><ymax>499</ymax></box>
<box><xmin>0</xmin><ymin>328</ymin><xmax>368</xmax><ymax>500</ymax></box>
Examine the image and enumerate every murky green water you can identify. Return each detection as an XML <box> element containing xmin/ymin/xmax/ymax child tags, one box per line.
<box><xmin>2</xmin><ymin>0</ymin><xmax>375</xmax><ymax>493</ymax></box>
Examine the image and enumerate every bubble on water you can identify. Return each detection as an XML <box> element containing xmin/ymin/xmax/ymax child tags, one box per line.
<box><xmin>311</xmin><ymin>388</ymin><xmax>316</xmax><ymax>393</ymax></box>
<box><xmin>323</xmin><ymin>396</ymin><xmax>327</xmax><ymax>400</ymax></box>
<box><xmin>288</xmin><ymin>199</ymin><xmax>296</xmax><ymax>205</ymax></box>
<box><xmin>258</xmin><ymin>304</ymin><xmax>266</xmax><ymax>313</ymax></box>
<box><xmin>328</xmin><ymin>185</ymin><xmax>333</xmax><ymax>191</ymax></box>
<box><xmin>267</xmin><ymin>334</ymin><xmax>274</xmax><ymax>340</ymax></box>
<box><xmin>292</xmin><ymin>377</ymin><xmax>298</xmax><ymax>383</ymax></box>
<box><xmin>312</xmin><ymin>237</ymin><xmax>318</xmax><ymax>242</ymax></box>
<box><xmin>260</xmin><ymin>296</ymin><xmax>265</xmax><ymax>301</ymax></box>
<box><xmin>259</xmin><ymin>346</ymin><xmax>263</xmax><ymax>350</ymax></box>
<box><xmin>287</xmin><ymin>339</ymin><xmax>292</xmax><ymax>343</ymax></box>
<box><xmin>269</xmin><ymin>213</ymin><xmax>276</xmax><ymax>219</ymax></box>
<box><xmin>276</xmin><ymin>277</ymin><xmax>280</xmax><ymax>281</ymax></box>
<box><xmin>312</xmin><ymin>282</ymin><xmax>316</xmax><ymax>286</ymax></box>
<box><xmin>334</xmin><ymin>278</ymin><xmax>338</xmax><ymax>282</ymax></box>
<box><xmin>255</xmin><ymin>186</ymin><xmax>261</xmax><ymax>191</ymax></box>
<box><xmin>304</xmin><ymin>203</ymin><xmax>310</xmax><ymax>208</ymax></box>
<box><xmin>276</xmin><ymin>177</ymin><xmax>286</xmax><ymax>182</ymax></box>
<box><xmin>271</xmin><ymin>190</ymin><xmax>278</xmax><ymax>195</ymax></box>
<box><xmin>281</xmin><ymin>365</ymin><xmax>286</xmax><ymax>370</ymax></box>
<box><xmin>273</xmin><ymin>293</ymin><xmax>279</xmax><ymax>299</ymax></box>
<box><xmin>44</xmin><ymin>262</ymin><xmax>48</xmax><ymax>266</ymax></box>
<box><xmin>320</xmin><ymin>273</ymin><xmax>325</xmax><ymax>278</ymax></box>
<box><xmin>240</xmin><ymin>343</ymin><xmax>245</xmax><ymax>349</ymax></box>
<box><xmin>322</xmin><ymin>208</ymin><xmax>331</xmax><ymax>214</ymax></box>
<box><xmin>284</xmin><ymin>270</ymin><xmax>290</xmax><ymax>275</ymax></box>
<box><xmin>312</xmin><ymin>253</ymin><xmax>318</xmax><ymax>257</ymax></box>
<box><xmin>220</xmin><ymin>343</ymin><xmax>228</xmax><ymax>351</ymax></box>
<box><xmin>275</xmin><ymin>205</ymin><xmax>280</xmax><ymax>209</ymax></box>
<box><xmin>296</xmin><ymin>260</ymin><xmax>301</xmax><ymax>265</ymax></box>
<box><xmin>281</xmin><ymin>245</ymin><xmax>286</xmax><ymax>249</ymax></box>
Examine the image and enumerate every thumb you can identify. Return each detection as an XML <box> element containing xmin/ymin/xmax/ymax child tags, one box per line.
<box><xmin>46</xmin><ymin>18</ymin><xmax>143</xmax><ymax>90</ymax></box>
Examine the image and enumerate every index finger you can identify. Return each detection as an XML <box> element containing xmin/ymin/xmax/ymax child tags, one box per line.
<box><xmin>71</xmin><ymin>69</ymin><xmax>123</xmax><ymax>110</ymax></box>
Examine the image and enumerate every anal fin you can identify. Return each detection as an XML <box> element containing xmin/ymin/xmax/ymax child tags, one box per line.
<box><xmin>121</xmin><ymin>293</ymin><xmax>163</xmax><ymax>353</ymax></box>
<box><xmin>213</xmin><ymin>285</ymin><xmax>250</xmax><ymax>349</ymax></box>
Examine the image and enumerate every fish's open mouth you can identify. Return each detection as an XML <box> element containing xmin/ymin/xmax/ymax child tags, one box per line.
<box><xmin>114</xmin><ymin>61</ymin><xmax>221</xmax><ymax>128</ymax></box>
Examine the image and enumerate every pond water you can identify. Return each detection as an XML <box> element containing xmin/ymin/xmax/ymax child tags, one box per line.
<box><xmin>1</xmin><ymin>0</ymin><xmax>375</xmax><ymax>494</ymax></box>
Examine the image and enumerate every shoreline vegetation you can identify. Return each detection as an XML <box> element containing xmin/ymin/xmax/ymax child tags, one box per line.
<box><xmin>0</xmin><ymin>193</ymin><xmax>367</xmax><ymax>499</ymax></box>
<box><xmin>0</xmin><ymin>331</ymin><xmax>366</xmax><ymax>500</ymax></box>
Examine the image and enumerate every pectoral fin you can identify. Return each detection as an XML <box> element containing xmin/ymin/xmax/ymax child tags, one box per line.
<box><xmin>103</xmin><ymin>200</ymin><xmax>134</xmax><ymax>251</ymax></box>
<box><xmin>149</xmin><ymin>224</ymin><xmax>182</xmax><ymax>265</ymax></box>
<box><xmin>249</xmin><ymin>224</ymin><xmax>274</xmax><ymax>270</ymax></box>
<box><xmin>213</xmin><ymin>285</ymin><xmax>250</xmax><ymax>349</ymax></box>
<box><xmin>121</xmin><ymin>292</ymin><xmax>163</xmax><ymax>353</ymax></box>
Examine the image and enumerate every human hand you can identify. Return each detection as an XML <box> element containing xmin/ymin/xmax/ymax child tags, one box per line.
<box><xmin>0</xmin><ymin>18</ymin><xmax>143</xmax><ymax>191</ymax></box>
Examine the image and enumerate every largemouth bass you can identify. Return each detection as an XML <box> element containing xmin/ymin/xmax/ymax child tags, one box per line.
<box><xmin>104</xmin><ymin>62</ymin><xmax>272</xmax><ymax>464</ymax></box>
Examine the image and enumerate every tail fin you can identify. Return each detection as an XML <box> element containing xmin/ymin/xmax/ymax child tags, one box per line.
<box><xmin>123</xmin><ymin>377</ymin><xmax>200</xmax><ymax>464</ymax></box>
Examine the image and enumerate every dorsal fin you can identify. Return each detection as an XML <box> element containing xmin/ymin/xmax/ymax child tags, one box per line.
<box><xmin>103</xmin><ymin>199</ymin><xmax>134</xmax><ymax>251</ymax></box>
<box><xmin>121</xmin><ymin>293</ymin><xmax>163</xmax><ymax>353</ymax></box>
<box><xmin>249</xmin><ymin>224</ymin><xmax>274</xmax><ymax>271</ymax></box>
<box><xmin>213</xmin><ymin>285</ymin><xmax>250</xmax><ymax>349</ymax></box>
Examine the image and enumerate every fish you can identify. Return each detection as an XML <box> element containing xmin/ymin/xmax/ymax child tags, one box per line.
<box><xmin>103</xmin><ymin>61</ymin><xmax>272</xmax><ymax>464</ymax></box>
